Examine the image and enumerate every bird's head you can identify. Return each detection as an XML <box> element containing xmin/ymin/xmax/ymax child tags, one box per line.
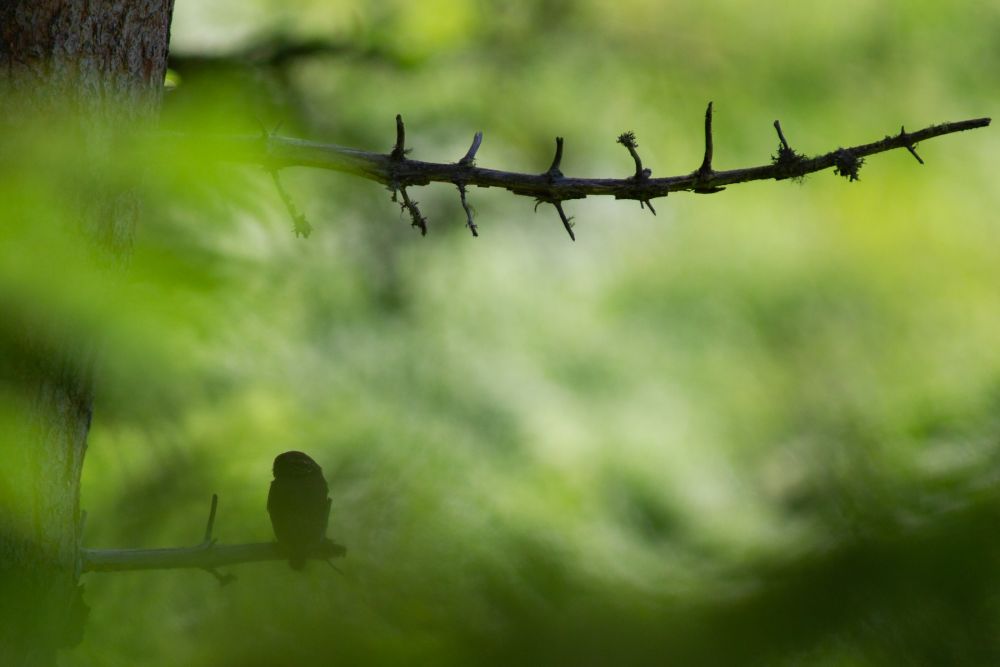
<box><xmin>273</xmin><ymin>451</ymin><xmax>322</xmax><ymax>479</ymax></box>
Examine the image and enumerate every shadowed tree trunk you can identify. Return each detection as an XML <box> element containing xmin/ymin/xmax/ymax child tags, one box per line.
<box><xmin>0</xmin><ymin>2</ymin><xmax>173</xmax><ymax>664</ymax></box>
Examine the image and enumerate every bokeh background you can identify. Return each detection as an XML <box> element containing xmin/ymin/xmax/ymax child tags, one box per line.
<box><xmin>7</xmin><ymin>0</ymin><xmax>997</xmax><ymax>664</ymax></box>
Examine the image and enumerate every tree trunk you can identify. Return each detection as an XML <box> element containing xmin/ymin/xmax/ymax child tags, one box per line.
<box><xmin>0</xmin><ymin>2</ymin><xmax>173</xmax><ymax>664</ymax></box>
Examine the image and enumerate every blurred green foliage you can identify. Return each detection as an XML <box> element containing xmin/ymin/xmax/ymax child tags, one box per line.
<box><xmin>1</xmin><ymin>0</ymin><xmax>996</xmax><ymax>664</ymax></box>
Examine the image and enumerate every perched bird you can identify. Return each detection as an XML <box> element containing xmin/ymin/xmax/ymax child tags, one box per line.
<box><xmin>267</xmin><ymin>451</ymin><xmax>331</xmax><ymax>570</ymax></box>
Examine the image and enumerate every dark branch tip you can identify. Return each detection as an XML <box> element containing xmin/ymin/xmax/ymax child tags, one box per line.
<box><xmin>390</xmin><ymin>113</ymin><xmax>408</xmax><ymax>160</ymax></box>
<box><xmin>457</xmin><ymin>182</ymin><xmax>479</xmax><ymax>237</ymax></box>
<box><xmin>397</xmin><ymin>187</ymin><xmax>428</xmax><ymax>235</ymax></box>
<box><xmin>535</xmin><ymin>198</ymin><xmax>576</xmax><ymax>241</ymax></box>
<box><xmin>202</xmin><ymin>494</ymin><xmax>219</xmax><ymax>545</ymax></box>
<box><xmin>546</xmin><ymin>136</ymin><xmax>565</xmax><ymax>178</ymax></box>
<box><xmin>459</xmin><ymin>131</ymin><xmax>484</xmax><ymax>166</ymax></box>
<box><xmin>553</xmin><ymin>201</ymin><xmax>576</xmax><ymax>241</ymax></box>
<box><xmin>773</xmin><ymin>120</ymin><xmax>790</xmax><ymax>151</ymax></box>
<box><xmin>899</xmin><ymin>125</ymin><xmax>925</xmax><ymax>165</ymax></box>
<box><xmin>699</xmin><ymin>101</ymin><xmax>715</xmax><ymax>177</ymax></box>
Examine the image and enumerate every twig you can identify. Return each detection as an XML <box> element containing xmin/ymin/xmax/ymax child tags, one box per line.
<box><xmin>694</xmin><ymin>102</ymin><xmax>724</xmax><ymax>194</ymax></box>
<box><xmin>396</xmin><ymin>186</ymin><xmax>427</xmax><ymax>235</ymax></box>
<box><xmin>257</xmin><ymin>119</ymin><xmax>313</xmax><ymax>237</ymax></box>
<box><xmin>699</xmin><ymin>101</ymin><xmax>715</xmax><ymax>176</ymax></box>
<box><xmin>455</xmin><ymin>132</ymin><xmax>484</xmax><ymax>235</ymax></box>
<box><xmin>457</xmin><ymin>183</ymin><xmax>478</xmax><ymax>237</ymax></box>
<box><xmin>192</xmin><ymin>109</ymin><xmax>989</xmax><ymax>238</ymax></box>
<box><xmin>547</xmin><ymin>136</ymin><xmax>565</xmax><ymax>177</ymax></box>
<box><xmin>459</xmin><ymin>131</ymin><xmax>484</xmax><ymax>167</ymax></box>
<box><xmin>899</xmin><ymin>125</ymin><xmax>924</xmax><ymax>164</ymax></box>
<box><xmin>616</xmin><ymin>130</ymin><xmax>649</xmax><ymax>180</ymax></box>
<box><xmin>774</xmin><ymin>119</ymin><xmax>792</xmax><ymax>154</ymax></box>
<box><xmin>771</xmin><ymin>118</ymin><xmax>806</xmax><ymax>180</ymax></box>
<box><xmin>387</xmin><ymin>115</ymin><xmax>429</xmax><ymax>233</ymax></box>
<box><xmin>553</xmin><ymin>201</ymin><xmax>575</xmax><ymax>240</ymax></box>
<box><xmin>390</xmin><ymin>113</ymin><xmax>408</xmax><ymax>161</ymax></box>
<box><xmin>533</xmin><ymin>199</ymin><xmax>575</xmax><ymax>241</ymax></box>
<box><xmin>534</xmin><ymin>136</ymin><xmax>576</xmax><ymax>239</ymax></box>
<box><xmin>616</xmin><ymin>131</ymin><xmax>657</xmax><ymax>212</ymax></box>
<box><xmin>203</xmin><ymin>493</ymin><xmax>219</xmax><ymax>544</ymax></box>
<box><xmin>269</xmin><ymin>170</ymin><xmax>313</xmax><ymax>237</ymax></box>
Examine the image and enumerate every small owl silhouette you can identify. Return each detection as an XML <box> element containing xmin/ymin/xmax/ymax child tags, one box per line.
<box><xmin>267</xmin><ymin>451</ymin><xmax>331</xmax><ymax>570</ymax></box>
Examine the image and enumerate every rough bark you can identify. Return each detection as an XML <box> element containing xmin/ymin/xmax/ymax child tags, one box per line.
<box><xmin>0</xmin><ymin>2</ymin><xmax>173</xmax><ymax>664</ymax></box>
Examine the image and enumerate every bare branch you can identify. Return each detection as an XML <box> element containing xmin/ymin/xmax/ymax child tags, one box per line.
<box><xmin>249</xmin><ymin>116</ymin><xmax>988</xmax><ymax>194</ymax></box>
<box><xmin>191</xmin><ymin>109</ymin><xmax>989</xmax><ymax>237</ymax></box>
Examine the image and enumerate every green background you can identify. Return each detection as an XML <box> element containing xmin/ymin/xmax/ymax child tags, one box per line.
<box><xmin>7</xmin><ymin>0</ymin><xmax>998</xmax><ymax>664</ymax></box>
